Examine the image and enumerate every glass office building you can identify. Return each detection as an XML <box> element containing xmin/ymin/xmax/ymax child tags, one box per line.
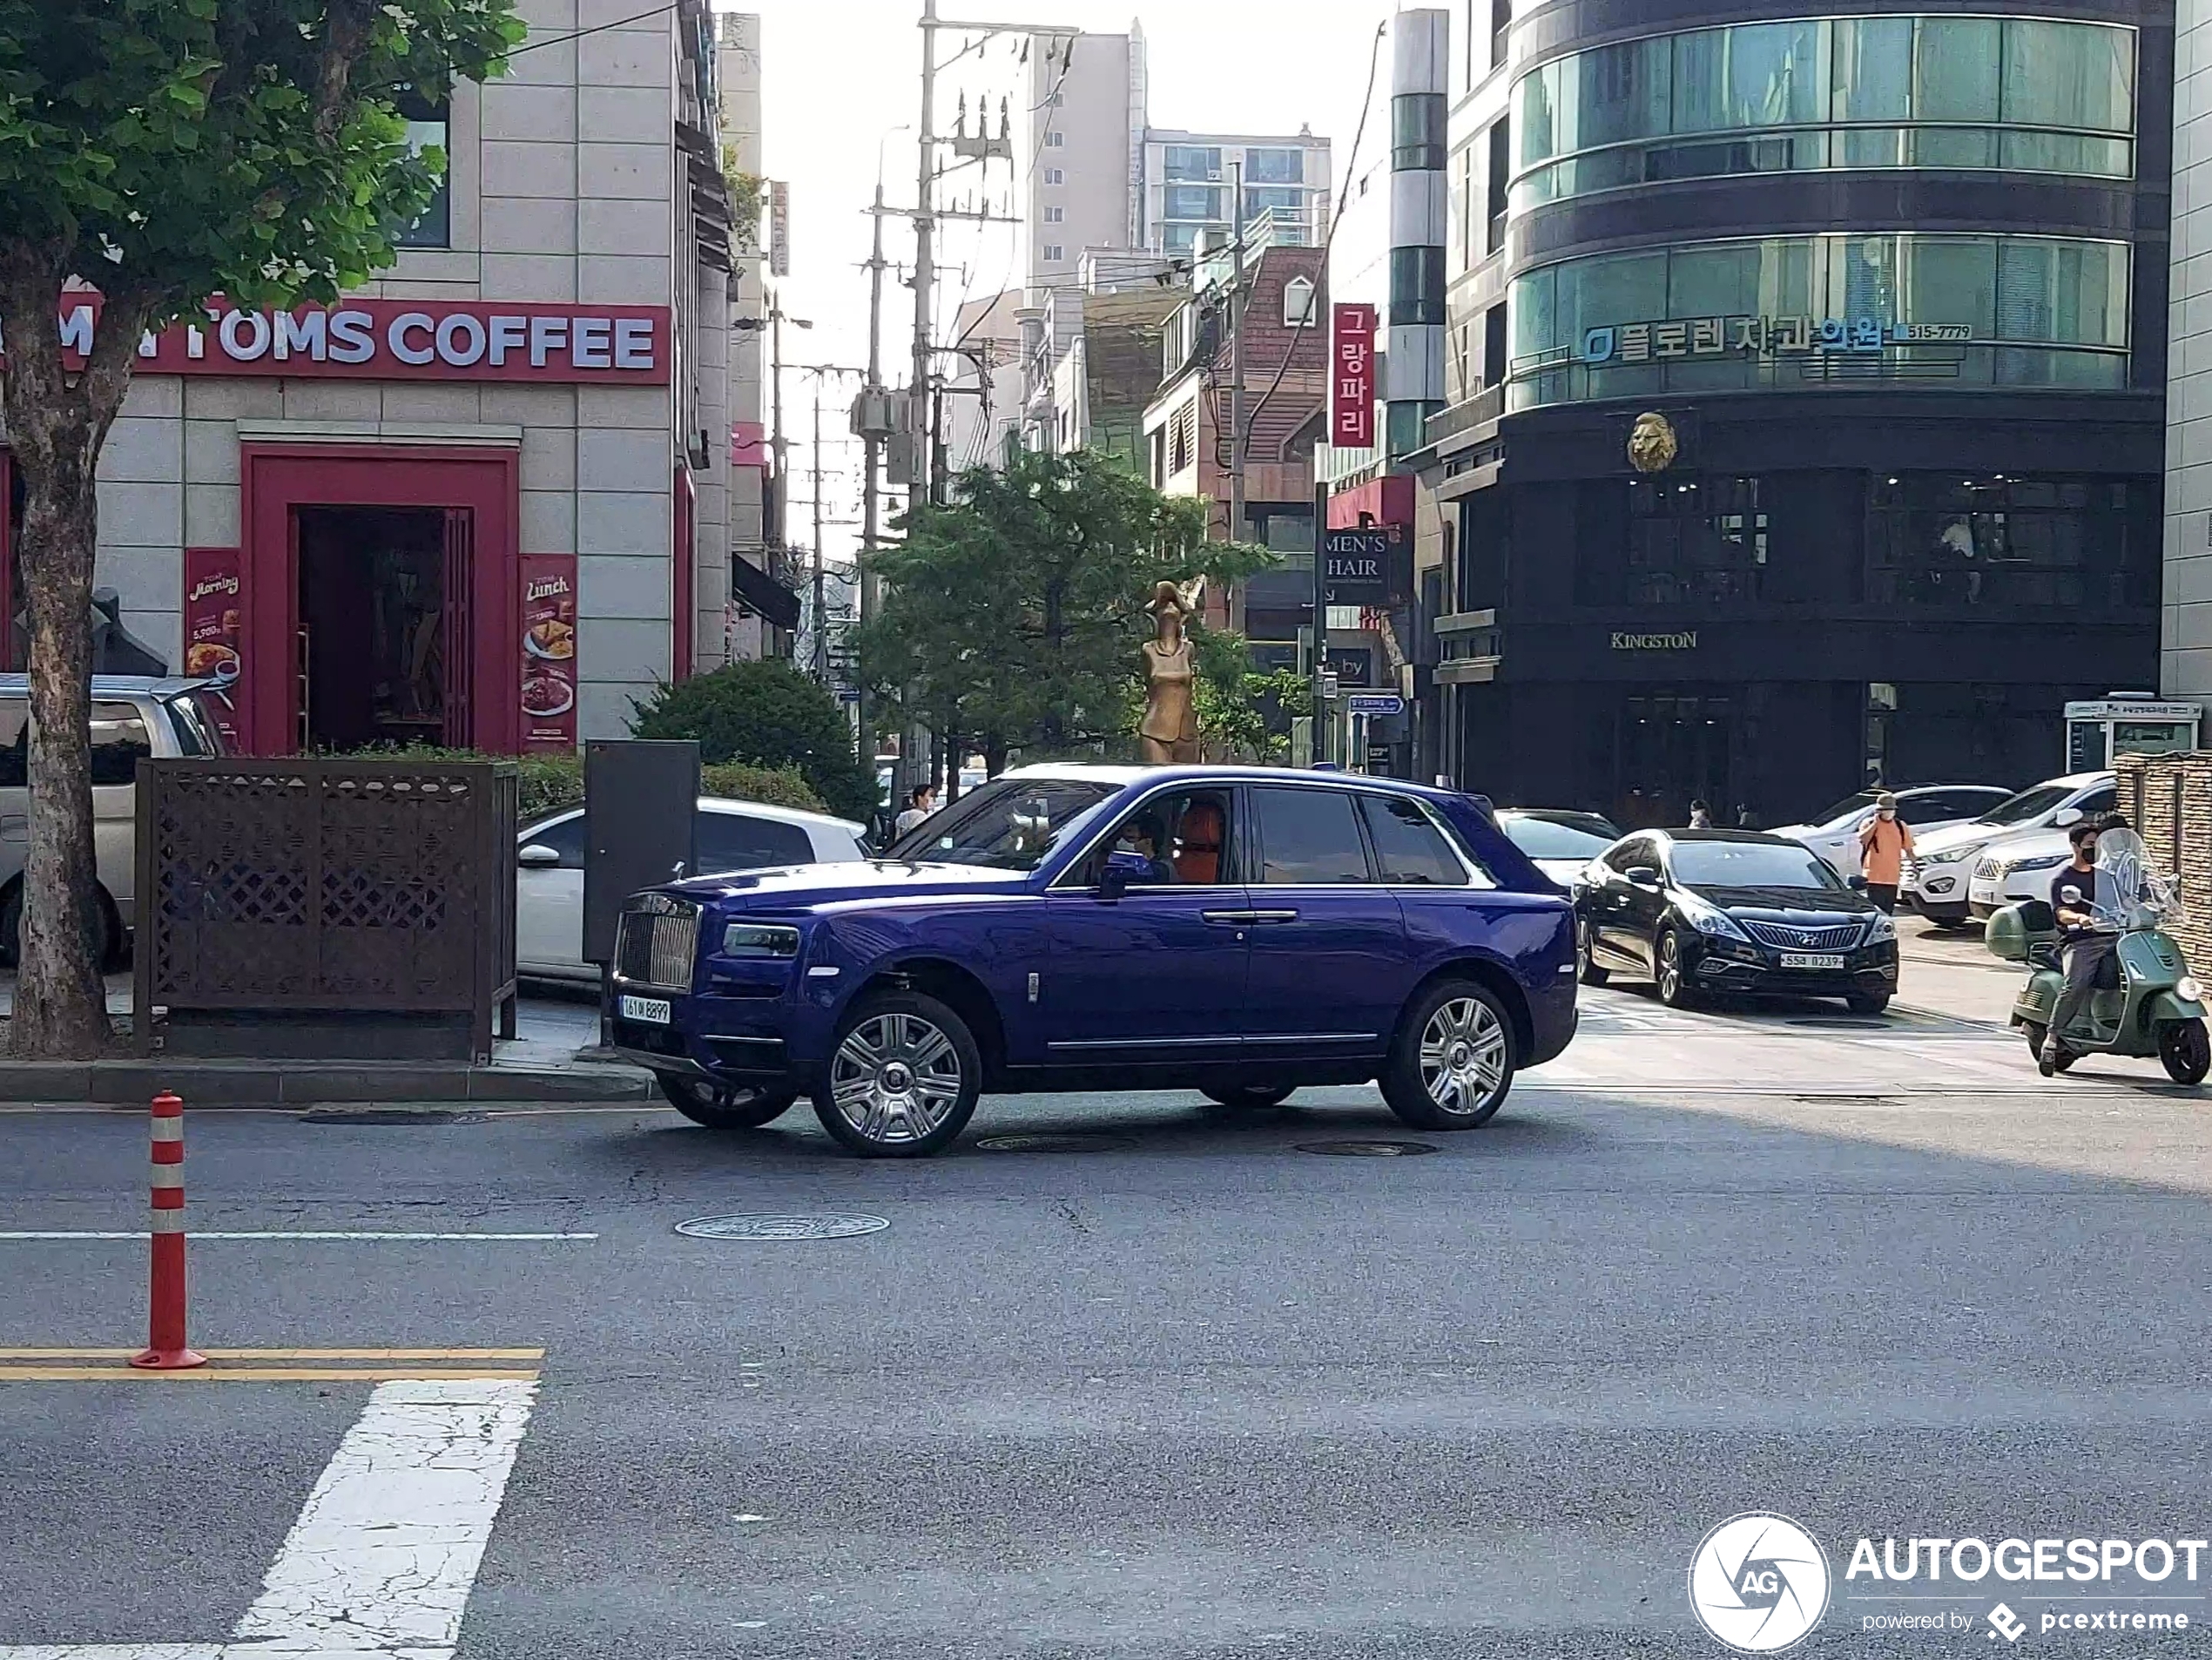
<box><xmin>1414</xmin><ymin>3</ymin><xmax>2167</xmax><ymax>827</ymax></box>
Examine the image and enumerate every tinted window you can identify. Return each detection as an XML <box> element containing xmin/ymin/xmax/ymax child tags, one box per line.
<box><xmin>1253</xmin><ymin>787</ymin><xmax>1372</xmax><ymax>884</ymax></box>
<box><xmin>1362</xmin><ymin>795</ymin><xmax>1468</xmax><ymax>885</ymax></box>
<box><xmin>0</xmin><ymin>700</ymin><xmax>24</xmax><ymax>787</ymax></box>
<box><xmin>893</xmin><ymin>778</ymin><xmax>1117</xmax><ymax>870</ymax></box>
<box><xmin>1606</xmin><ymin>835</ymin><xmax>1657</xmax><ymax>873</ymax></box>
<box><xmin>1981</xmin><ymin>782</ymin><xmax>2073</xmax><ymax>826</ymax></box>
<box><xmin>696</xmin><ymin>811</ymin><xmax>813</xmax><ymax>873</ymax></box>
<box><xmin>521</xmin><ymin>812</ymin><xmax>588</xmax><ymax>870</ymax></box>
<box><xmin>1669</xmin><ymin>839</ymin><xmax>1841</xmax><ymax>889</ymax></box>
<box><xmin>91</xmin><ymin>702</ymin><xmax>151</xmax><ymax>786</ymax></box>
<box><xmin>2075</xmin><ymin>785</ymin><xmax>2118</xmax><ymax>818</ymax></box>
<box><xmin>1503</xmin><ymin>814</ymin><xmax>1615</xmax><ymax>860</ymax></box>
<box><xmin>1898</xmin><ymin>794</ymin><xmax>1953</xmax><ymax>827</ymax></box>
<box><xmin>1081</xmin><ymin>790</ymin><xmax>1235</xmax><ymax>887</ymax></box>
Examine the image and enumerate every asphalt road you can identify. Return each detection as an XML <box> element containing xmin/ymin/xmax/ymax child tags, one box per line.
<box><xmin>4</xmin><ymin>988</ymin><xmax>2212</xmax><ymax>1658</ymax></box>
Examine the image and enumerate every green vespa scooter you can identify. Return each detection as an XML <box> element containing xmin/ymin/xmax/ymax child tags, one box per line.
<box><xmin>1985</xmin><ymin>827</ymin><xmax>2211</xmax><ymax>1084</ymax></box>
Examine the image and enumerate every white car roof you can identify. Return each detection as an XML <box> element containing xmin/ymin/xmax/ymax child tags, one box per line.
<box><xmin>525</xmin><ymin>796</ymin><xmax>866</xmax><ymax>837</ymax></box>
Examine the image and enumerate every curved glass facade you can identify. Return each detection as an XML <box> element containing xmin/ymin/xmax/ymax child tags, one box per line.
<box><xmin>1513</xmin><ymin>16</ymin><xmax>2135</xmax><ymax>209</ymax></box>
<box><xmin>1508</xmin><ymin>233</ymin><xmax>2129</xmax><ymax>408</ymax></box>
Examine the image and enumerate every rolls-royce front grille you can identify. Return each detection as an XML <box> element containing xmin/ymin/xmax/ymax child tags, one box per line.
<box><xmin>615</xmin><ymin>894</ymin><xmax>699</xmax><ymax>989</ymax></box>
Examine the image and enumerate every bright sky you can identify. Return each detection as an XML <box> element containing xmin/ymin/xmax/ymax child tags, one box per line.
<box><xmin>734</xmin><ymin>0</ymin><xmax>1405</xmax><ymax>561</ymax></box>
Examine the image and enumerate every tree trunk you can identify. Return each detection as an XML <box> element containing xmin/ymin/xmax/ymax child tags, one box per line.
<box><xmin>0</xmin><ymin>261</ymin><xmax>149</xmax><ymax>1057</ymax></box>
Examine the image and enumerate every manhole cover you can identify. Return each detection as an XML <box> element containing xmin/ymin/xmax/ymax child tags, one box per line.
<box><xmin>974</xmin><ymin>1133</ymin><xmax>1135</xmax><ymax>1153</ymax></box>
<box><xmin>300</xmin><ymin>1107</ymin><xmax>483</xmax><ymax>1124</ymax></box>
<box><xmin>1295</xmin><ymin>1139</ymin><xmax>1439</xmax><ymax>1157</ymax></box>
<box><xmin>675</xmin><ymin>1212</ymin><xmax>889</xmax><ymax>1241</ymax></box>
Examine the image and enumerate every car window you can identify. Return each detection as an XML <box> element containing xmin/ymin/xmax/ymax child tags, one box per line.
<box><xmin>1810</xmin><ymin>789</ymin><xmax>1878</xmax><ymax>827</ymax></box>
<box><xmin>1076</xmin><ymin>789</ymin><xmax>1235</xmax><ymax>887</ymax></box>
<box><xmin>1669</xmin><ymin>839</ymin><xmax>1842</xmax><ymax>889</ymax></box>
<box><xmin>521</xmin><ymin>812</ymin><xmax>588</xmax><ymax>870</ymax></box>
<box><xmin>1361</xmin><ymin>795</ymin><xmax>1468</xmax><ymax>885</ymax></box>
<box><xmin>1503</xmin><ymin>815</ymin><xmax>1615</xmax><ymax>860</ymax></box>
<box><xmin>2075</xmin><ymin>785</ymin><xmax>2118</xmax><ymax>818</ymax></box>
<box><xmin>1251</xmin><ymin>786</ymin><xmax>1373</xmax><ymax>884</ymax></box>
<box><xmin>696</xmin><ymin>810</ymin><xmax>814</xmax><ymax>873</ymax></box>
<box><xmin>892</xmin><ymin>778</ymin><xmax>1118</xmax><ymax>870</ymax></box>
<box><xmin>90</xmin><ymin>702</ymin><xmax>152</xmax><ymax>786</ymax></box>
<box><xmin>0</xmin><ymin>700</ymin><xmax>25</xmax><ymax>787</ymax></box>
<box><xmin>1979</xmin><ymin>783</ymin><xmax>2072</xmax><ymax>827</ymax></box>
<box><xmin>1605</xmin><ymin>835</ymin><xmax>1656</xmax><ymax>874</ymax></box>
<box><xmin>1898</xmin><ymin>794</ymin><xmax>1953</xmax><ymax>827</ymax></box>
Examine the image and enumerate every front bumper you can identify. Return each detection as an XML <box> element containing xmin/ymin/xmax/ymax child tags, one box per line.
<box><xmin>1910</xmin><ymin>862</ymin><xmax>1974</xmax><ymax>910</ymax></box>
<box><xmin>1688</xmin><ymin>935</ymin><xmax>1899</xmax><ymax>998</ymax></box>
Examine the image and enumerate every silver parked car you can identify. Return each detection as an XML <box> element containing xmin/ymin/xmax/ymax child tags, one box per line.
<box><xmin>515</xmin><ymin>795</ymin><xmax>868</xmax><ymax>984</ymax></box>
<box><xmin>0</xmin><ymin>675</ymin><xmax>235</xmax><ymax>966</ymax></box>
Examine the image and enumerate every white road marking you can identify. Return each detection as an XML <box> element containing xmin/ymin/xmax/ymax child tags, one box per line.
<box><xmin>0</xmin><ymin>1231</ymin><xmax>595</xmax><ymax>1241</ymax></box>
<box><xmin>0</xmin><ymin>1378</ymin><xmax>539</xmax><ymax>1660</ymax></box>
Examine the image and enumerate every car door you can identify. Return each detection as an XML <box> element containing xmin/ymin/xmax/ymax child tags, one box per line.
<box><xmin>1591</xmin><ymin>835</ymin><xmax>1657</xmax><ymax>968</ymax></box>
<box><xmin>694</xmin><ymin>807</ymin><xmax>814</xmax><ymax>874</ymax></box>
<box><xmin>1040</xmin><ymin>786</ymin><xmax>1252</xmax><ymax>1063</ymax></box>
<box><xmin>1236</xmin><ymin>785</ymin><xmax>1413</xmax><ymax>1061</ymax></box>
<box><xmin>515</xmin><ymin>810</ymin><xmax>588</xmax><ymax>981</ymax></box>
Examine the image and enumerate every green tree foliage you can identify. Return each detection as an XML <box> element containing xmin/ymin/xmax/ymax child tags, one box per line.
<box><xmin>854</xmin><ymin>450</ymin><xmax>1278</xmax><ymax>765</ymax></box>
<box><xmin>0</xmin><ymin>0</ymin><xmax>521</xmax><ymax>1056</ymax></box>
<box><xmin>630</xmin><ymin>660</ymin><xmax>874</xmax><ymax>823</ymax></box>
<box><xmin>1190</xmin><ymin>629</ymin><xmax>1313</xmax><ymax>763</ymax></box>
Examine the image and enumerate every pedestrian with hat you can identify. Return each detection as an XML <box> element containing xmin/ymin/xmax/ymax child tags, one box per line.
<box><xmin>1857</xmin><ymin>792</ymin><xmax>1913</xmax><ymax>914</ymax></box>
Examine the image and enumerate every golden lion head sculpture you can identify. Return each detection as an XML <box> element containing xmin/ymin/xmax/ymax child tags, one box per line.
<box><xmin>1628</xmin><ymin>411</ymin><xmax>1677</xmax><ymax>474</ymax></box>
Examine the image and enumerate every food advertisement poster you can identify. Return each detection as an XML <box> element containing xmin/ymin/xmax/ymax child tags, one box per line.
<box><xmin>181</xmin><ymin>547</ymin><xmax>247</xmax><ymax>750</ymax></box>
<box><xmin>520</xmin><ymin>553</ymin><xmax>578</xmax><ymax>752</ymax></box>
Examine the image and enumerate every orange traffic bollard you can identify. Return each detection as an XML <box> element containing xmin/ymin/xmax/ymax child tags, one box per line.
<box><xmin>129</xmin><ymin>1092</ymin><xmax>206</xmax><ymax>1370</ymax></box>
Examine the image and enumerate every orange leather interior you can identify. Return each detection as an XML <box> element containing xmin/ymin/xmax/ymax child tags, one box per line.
<box><xmin>1173</xmin><ymin>800</ymin><xmax>1224</xmax><ymax>885</ymax></box>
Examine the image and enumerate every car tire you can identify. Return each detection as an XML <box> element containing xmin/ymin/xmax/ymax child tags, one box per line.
<box><xmin>1654</xmin><ymin>928</ymin><xmax>1698</xmax><ymax>1009</ymax></box>
<box><xmin>1845</xmin><ymin>992</ymin><xmax>1891</xmax><ymax>1017</ymax></box>
<box><xmin>656</xmin><ymin>1074</ymin><xmax>797</xmax><ymax>1130</ymax></box>
<box><xmin>1201</xmin><ymin>1083</ymin><xmax>1296</xmax><ymax>1110</ymax></box>
<box><xmin>1</xmin><ymin>882</ymin><xmax>122</xmax><ymax>971</ymax></box>
<box><xmin>1379</xmin><ymin>978</ymin><xmax>1516</xmax><ymax>1130</ymax></box>
<box><xmin>813</xmin><ymin>989</ymin><xmax>981</xmax><ymax>1157</ymax></box>
<box><xmin>2160</xmin><ymin>1018</ymin><xmax>2211</xmax><ymax>1085</ymax></box>
<box><xmin>1575</xmin><ymin>918</ymin><xmax>1608</xmax><ymax>986</ymax></box>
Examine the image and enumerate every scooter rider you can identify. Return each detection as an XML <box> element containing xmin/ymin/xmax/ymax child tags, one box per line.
<box><xmin>2042</xmin><ymin>818</ymin><xmax>2116</xmax><ymax>1065</ymax></box>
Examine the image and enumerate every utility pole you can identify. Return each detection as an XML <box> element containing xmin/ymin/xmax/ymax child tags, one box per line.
<box><xmin>859</xmin><ymin>181</ymin><xmax>889</xmax><ymax>795</ymax></box>
<box><xmin>810</xmin><ymin>378</ymin><xmax>826</xmax><ymax>685</ymax></box>
<box><xmin>909</xmin><ymin>0</ymin><xmax>939</xmax><ymax>519</ymax></box>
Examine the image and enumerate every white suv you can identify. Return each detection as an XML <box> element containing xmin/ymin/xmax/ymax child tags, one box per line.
<box><xmin>1903</xmin><ymin>771</ymin><xmax>2117</xmax><ymax>927</ymax></box>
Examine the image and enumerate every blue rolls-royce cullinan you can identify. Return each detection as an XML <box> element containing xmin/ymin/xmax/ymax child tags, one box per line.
<box><xmin>606</xmin><ymin>766</ymin><xmax>1579</xmax><ymax>1157</ymax></box>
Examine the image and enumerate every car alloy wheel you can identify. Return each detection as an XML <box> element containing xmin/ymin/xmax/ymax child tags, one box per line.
<box><xmin>1418</xmin><ymin>995</ymin><xmax>1509</xmax><ymax>1119</ymax></box>
<box><xmin>1380</xmin><ymin>980</ymin><xmax>1517</xmax><ymax>1130</ymax></box>
<box><xmin>1656</xmin><ymin>928</ymin><xmax>1696</xmax><ymax>1008</ymax></box>
<box><xmin>815</xmin><ymin>990</ymin><xmax>981</xmax><ymax>1157</ymax></box>
<box><xmin>1575</xmin><ymin>917</ymin><xmax>1608</xmax><ymax>986</ymax></box>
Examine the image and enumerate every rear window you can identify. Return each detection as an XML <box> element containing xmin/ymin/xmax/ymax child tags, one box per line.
<box><xmin>1360</xmin><ymin>795</ymin><xmax>1468</xmax><ymax>885</ymax></box>
<box><xmin>1251</xmin><ymin>786</ymin><xmax>1372</xmax><ymax>885</ymax></box>
<box><xmin>696</xmin><ymin>810</ymin><xmax>813</xmax><ymax>872</ymax></box>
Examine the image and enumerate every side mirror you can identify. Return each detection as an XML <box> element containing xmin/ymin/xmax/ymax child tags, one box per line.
<box><xmin>516</xmin><ymin>842</ymin><xmax>562</xmax><ymax>869</ymax></box>
<box><xmin>2054</xmin><ymin>807</ymin><xmax>2083</xmax><ymax>828</ymax></box>
<box><xmin>1625</xmin><ymin>865</ymin><xmax>1662</xmax><ymax>888</ymax></box>
<box><xmin>1096</xmin><ymin>848</ymin><xmax>1155</xmax><ymax>901</ymax></box>
<box><xmin>1846</xmin><ymin>874</ymin><xmax>1868</xmax><ymax>892</ymax></box>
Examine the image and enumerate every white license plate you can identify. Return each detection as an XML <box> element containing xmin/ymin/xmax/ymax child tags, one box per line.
<box><xmin>619</xmin><ymin>994</ymin><xmax>671</xmax><ymax>1025</ymax></box>
<box><xmin>1780</xmin><ymin>953</ymin><xmax>1845</xmax><ymax>971</ymax></box>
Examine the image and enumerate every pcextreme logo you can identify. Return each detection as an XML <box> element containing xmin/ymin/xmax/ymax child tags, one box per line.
<box><xmin>1689</xmin><ymin>1514</ymin><xmax>1832</xmax><ymax>1653</ymax></box>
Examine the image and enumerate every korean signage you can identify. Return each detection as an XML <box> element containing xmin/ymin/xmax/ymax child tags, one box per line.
<box><xmin>768</xmin><ymin>181</ymin><xmax>791</xmax><ymax>278</ymax></box>
<box><xmin>519</xmin><ymin>554</ymin><xmax>579</xmax><ymax>752</ymax></box>
<box><xmin>181</xmin><ymin>549</ymin><xmax>247</xmax><ymax>751</ymax></box>
<box><xmin>1331</xmin><ymin>302</ymin><xmax>1376</xmax><ymax>449</ymax></box>
<box><xmin>1322</xmin><ymin>526</ymin><xmax>1408</xmax><ymax>605</ymax></box>
<box><xmin>1581</xmin><ymin>316</ymin><xmax>1971</xmax><ymax>367</ymax></box>
<box><xmin>1</xmin><ymin>298</ymin><xmax>672</xmax><ymax>384</ymax></box>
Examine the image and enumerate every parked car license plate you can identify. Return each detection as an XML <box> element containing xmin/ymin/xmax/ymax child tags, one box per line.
<box><xmin>1780</xmin><ymin>953</ymin><xmax>1845</xmax><ymax>971</ymax></box>
<box><xmin>619</xmin><ymin>994</ymin><xmax>671</xmax><ymax>1025</ymax></box>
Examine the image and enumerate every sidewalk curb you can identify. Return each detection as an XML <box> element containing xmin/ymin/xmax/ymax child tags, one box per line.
<box><xmin>0</xmin><ymin>1059</ymin><xmax>656</xmax><ymax>1107</ymax></box>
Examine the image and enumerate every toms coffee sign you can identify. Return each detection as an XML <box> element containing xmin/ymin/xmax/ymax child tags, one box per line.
<box><xmin>1611</xmin><ymin>630</ymin><xmax>1697</xmax><ymax>651</ymax></box>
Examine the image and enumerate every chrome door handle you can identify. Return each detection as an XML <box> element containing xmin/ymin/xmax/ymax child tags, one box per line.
<box><xmin>1246</xmin><ymin>910</ymin><xmax>1299</xmax><ymax>924</ymax></box>
<box><xmin>1202</xmin><ymin>909</ymin><xmax>1258</xmax><ymax>925</ymax></box>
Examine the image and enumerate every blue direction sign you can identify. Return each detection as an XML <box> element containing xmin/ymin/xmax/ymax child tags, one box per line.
<box><xmin>1345</xmin><ymin>692</ymin><xmax>1405</xmax><ymax>717</ymax></box>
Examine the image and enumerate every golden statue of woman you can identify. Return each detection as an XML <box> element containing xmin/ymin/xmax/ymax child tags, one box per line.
<box><xmin>1139</xmin><ymin>578</ymin><xmax>1202</xmax><ymax>764</ymax></box>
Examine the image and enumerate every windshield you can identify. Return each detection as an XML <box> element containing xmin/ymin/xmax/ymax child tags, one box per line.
<box><xmin>1979</xmin><ymin>782</ymin><xmax>2074</xmax><ymax>827</ymax></box>
<box><xmin>1669</xmin><ymin>840</ymin><xmax>1842</xmax><ymax>890</ymax></box>
<box><xmin>1808</xmin><ymin>789</ymin><xmax>1878</xmax><ymax>827</ymax></box>
<box><xmin>1503</xmin><ymin>815</ymin><xmax>1616</xmax><ymax>860</ymax></box>
<box><xmin>885</xmin><ymin>778</ymin><xmax>1118</xmax><ymax>870</ymax></box>
<box><xmin>161</xmin><ymin>691</ymin><xmax>228</xmax><ymax>757</ymax></box>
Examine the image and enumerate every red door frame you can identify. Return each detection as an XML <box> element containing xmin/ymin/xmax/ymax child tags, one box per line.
<box><xmin>240</xmin><ymin>444</ymin><xmax>520</xmax><ymax>754</ymax></box>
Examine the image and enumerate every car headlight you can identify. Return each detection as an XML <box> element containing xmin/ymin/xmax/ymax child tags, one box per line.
<box><xmin>1922</xmin><ymin>845</ymin><xmax>1979</xmax><ymax>866</ymax></box>
<box><xmin>722</xmin><ymin>921</ymin><xmax>801</xmax><ymax>958</ymax></box>
<box><xmin>2004</xmin><ymin>854</ymin><xmax>2067</xmax><ymax>877</ymax></box>
<box><xmin>1865</xmin><ymin>911</ymin><xmax>1896</xmax><ymax>943</ymax></box>
<box><xmin>2180</xmin><ymin>975</ymin><xmax>2204</xmax><ymax>1004</ymax></box>
<box><xmin>1677</xmin><ymin>894</ymin><xmax>1750</xmax><ymax>941</ymax></box>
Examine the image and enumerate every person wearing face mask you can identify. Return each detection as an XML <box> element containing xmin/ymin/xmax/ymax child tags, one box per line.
<box><xmin>1856</xmin><ymin>792</ymin><xmax>1914</xmax><ymax>914</ymax></box>
<box><xmin>2042</xmin><ymin>819</ymin><xmax>2115</xmax><ymax>1067</ymax></box>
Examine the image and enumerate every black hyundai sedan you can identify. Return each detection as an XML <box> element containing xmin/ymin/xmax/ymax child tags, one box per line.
<box><xmin>1573</xmin><ymin>829</ymin><xmax>1898</xmax><ymax>1015</ymax></box>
